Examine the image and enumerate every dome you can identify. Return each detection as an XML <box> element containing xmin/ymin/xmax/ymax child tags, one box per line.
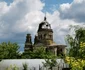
<box><xmin>38</xmin><ymin>16</ymin><xmax>52</xmax><ymax>32</ymax></box>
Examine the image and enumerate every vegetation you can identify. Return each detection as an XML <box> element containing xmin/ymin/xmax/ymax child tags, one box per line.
<box><xmin>6</xmin><ymin>64</ymin><xmax>19</xmax><ymax>70</ymax></box>
<box><xmin>0</xmin><ymin>42</ymin><xmax>20</xmax><ymax>59</ymax></box>
<box><xmin>66</xmin><ymin>27</ymin><xmax>85</xmax><ymax>58</ymax></box>
<box><xmin>23</xmin><ymin>63</ymin><xmax>28</xmax><ymax>70</ymax></box>
<box><xmin>65</xmin><ymin>26</ymin><xmax>85</xmax><ymax>70</ymax></box>
<box><xmin>21</xmin><ymin>47</ymin><xmax>56</xmax><ymax>59</ymax></box>
<box><xmin>5</xmin><ymin>63</ymin><xmax>28</xmax><ymax>70</ymax></box>
<box><xmin>0</xmin><ymin>42</ymin><xmax>56</xmax><ymax>59</ymax></box>
<box><xmin>42</xmin><ymin>58</ymin><xmax>57</xmax><ymax>70</ymax></box>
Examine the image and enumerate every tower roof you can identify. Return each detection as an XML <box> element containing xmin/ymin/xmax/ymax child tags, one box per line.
<box><xmin>38</xmin><ymin>16</ymin><xmax>52</xmax><ymax>32</ymax></box>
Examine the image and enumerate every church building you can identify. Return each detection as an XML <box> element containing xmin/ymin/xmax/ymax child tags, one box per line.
<box><xmin>24</xmin><ymin>16</ymin><xmax>66</xmax><ymax>56</ymax></box>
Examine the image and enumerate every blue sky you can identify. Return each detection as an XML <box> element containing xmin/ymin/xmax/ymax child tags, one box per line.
<box><xmin>0</xmin><ymin>0</ymin><xmax>85</xmax><ymax>51</ymax></box>
<box><xmin>41</xmin><ymin>0</ymin><xmax>73</xmax><ymax>13</ymax></box>
<box><xmin>0</xmin><ymin>0</ymin><xmax>13</xmax><ymax>5</ymax></box>
<box><xmin>1</xmin><ymin>0</ymin><xmax>73</xmax><ymax>13</ymax></box>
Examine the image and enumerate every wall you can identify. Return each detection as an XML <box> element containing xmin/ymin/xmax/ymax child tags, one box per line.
<box><xmin>0</xmin><ymin>59</ymin><xmax>69</xmax><ymax>70</ymax></box>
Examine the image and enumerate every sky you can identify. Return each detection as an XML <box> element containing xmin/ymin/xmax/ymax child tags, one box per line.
<box><xmin>0</xmin><ymin>0</ymin><xmax>85</xmax><ymax>51</ymax></box>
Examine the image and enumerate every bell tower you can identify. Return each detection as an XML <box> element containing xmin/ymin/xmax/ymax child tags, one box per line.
<box><xmin>24</xmin><ymin>34</ymin><xmax>33</xmax><ymax>51</ymax></box>
<box><xmin>34</xmin><ymin>16</ymin><xmax>54</xmax><ymax>46</ymax></box>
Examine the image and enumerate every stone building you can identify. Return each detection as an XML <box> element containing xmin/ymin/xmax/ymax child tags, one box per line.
<box><xmin>24</xmin><ymin>16</ymin><xmax>66</xmax><ymax>56</ymax></box>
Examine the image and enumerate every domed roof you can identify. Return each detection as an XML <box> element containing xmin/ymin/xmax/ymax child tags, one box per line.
<box><xmin>38</xmin><ymin>16</ymin><xmax>52</xmax><ymax>32</ymax></box>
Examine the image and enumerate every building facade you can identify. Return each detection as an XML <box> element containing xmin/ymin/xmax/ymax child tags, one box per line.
<box><xmin>24</xmin><ymin>16</ymin><xmax>66</xmax><ymax>56</ymax></box>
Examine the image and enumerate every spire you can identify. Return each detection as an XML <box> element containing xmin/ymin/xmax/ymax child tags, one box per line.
<box><xmin>44</xmin><ymin>16</ymin><xmax>46</xmax><ymax>21</ymax></box>
<box><xmin>44</xmin><ymin>13</ymin><xmax>46</xmax><ymax>21</ymax></box>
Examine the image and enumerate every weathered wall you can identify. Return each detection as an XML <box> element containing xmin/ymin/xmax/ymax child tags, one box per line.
<box><xmin>0</xmin><ymin>59</ymin><xmax>68</xmax><ymax>70</ymax></box>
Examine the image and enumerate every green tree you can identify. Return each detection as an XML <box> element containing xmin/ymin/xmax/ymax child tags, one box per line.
<box><xmin>0</xmin><ymin>42</ymin><xmax>20</xmax><ymax>59</ymax></box>
<box><xmin>65</xmin><ymin>26</ymin><xmax>85</xmax><ymax>70</ymax></box>
<box><xmin>21</xmin><ymin>46</ymin><xmax>56</xmax><ymax>59</ymax></box>
<box><xmin>66</xmin><ymin>26</ymin><xmax>85</xmax><ymax>58</ymax></box>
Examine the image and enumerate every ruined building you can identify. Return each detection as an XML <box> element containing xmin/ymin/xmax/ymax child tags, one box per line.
<box><xmin>24</xmin><ymin>16</ymin><xmax>66</xmax><ymax>55</ymax></box>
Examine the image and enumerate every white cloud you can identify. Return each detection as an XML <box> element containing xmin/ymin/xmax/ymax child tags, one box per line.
<box><xmin>59</xmin><ymin>0</ymin><xmax>85</xmax><ymax>23</ymax></box>
<box><xmin>0</xmin><ymin>0</ymin><xmax>44</xmax><ymax>38</ymax></box>
<box><xmin>74</xmin><ymin>0</ymin><xmax>84</xmax><ymax>3</ymax></box>
<box><xmin>60</xmin><ymin>3</ymin><xmax>71</xmax><ymax>11</ymax></box>
<box><xmin>12</xmin><ymin>11</ymin><xmax>44</xmax><ymax>34</ymax></box>
<box><xmin>0</xmin><ymin>2</ymin><xmax>9</xmax><ymax>17</ymax></box>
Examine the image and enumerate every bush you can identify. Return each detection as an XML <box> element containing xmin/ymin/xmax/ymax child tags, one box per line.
<box><xmin>23</xmin><ymin>63</ymin><xmax>28</xmax><ymax>70</ymax></box>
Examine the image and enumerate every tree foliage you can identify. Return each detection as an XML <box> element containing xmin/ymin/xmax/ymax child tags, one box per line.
<box><xmin>65</xmin><ymin>26</ymin><xmax>85</xmax><ymax>70</ymax></box>
<box><xmin>0</xmin><ymin>42</ymin><xmax>20</xmax><ymax>59</ymax></box>
<box><xmin>21</xmin><ymin>46</ymin><xmax>56</xmax><ymax>59</ymax></box>
<box><xmin>66</xmin><ymin>27</ymin><xmax>85</xmax><ymax>58</ymax></box>
<box><xmin>0</xmin><ymin>42</ymin><xmax>56</xmax><ymax>59</ymax></box>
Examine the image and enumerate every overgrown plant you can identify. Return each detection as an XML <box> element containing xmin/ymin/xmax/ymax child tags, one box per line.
<box><xmin>23</xmin><ymin>63</ymin><xmax>28</xmax><ymax>70</ymax></box>
<box><xmin>43</xmin><ymin>58</ymin><xmax>57</xmax><ymax>70</ymax></box>
<box><xmin>21</xmin><ymin>46</ymin><xmax>56</xmax><ymax>59</ymax></box>
<box><xmin>6</xmin><ymin>64</ymin><xmax>19</xmax><ymax>70</ymax></box>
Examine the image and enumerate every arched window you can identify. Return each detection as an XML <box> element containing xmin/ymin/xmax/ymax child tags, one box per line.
<box><xmin>44</xmin><ymin>34</ymin><xmax>46</xmax><ymax>38</ymax></box>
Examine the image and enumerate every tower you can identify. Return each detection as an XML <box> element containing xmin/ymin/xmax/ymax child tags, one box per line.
<box><xmin>34</xmin><ymin>16</ymin><xmax>54</xmax><ymax>46</ymax></box>
<box><xmin>24</xmin><ymin>34</ymin><xmax>33</xmax><ymax>51</ymax></box>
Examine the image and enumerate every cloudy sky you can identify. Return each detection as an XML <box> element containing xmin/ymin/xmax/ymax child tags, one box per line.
<box><xmin>0</xmin><ymin>0</ymin><xmax>85</xmax><ymax>51</ymax></box>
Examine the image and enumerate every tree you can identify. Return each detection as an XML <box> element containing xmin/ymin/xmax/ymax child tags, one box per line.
<box><xmin>65</xmin><ymin>26</ymin><xmax>85</xmax><ymax>70</ymax></box>
<box><xmin>0</xmin><ymin>42</ymin><xmax>20</xmax><ymax>59</ymax></box>
<box><xmin>66</xmin><ymin>26</ymin><xmax>85</xmax><ymax>58</ymax></box>
<box><xmin>21</xmin><ymin>46</ymin><xmax>56</xmax><ymax>59</ymax></box>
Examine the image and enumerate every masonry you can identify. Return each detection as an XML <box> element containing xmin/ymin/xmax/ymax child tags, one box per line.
<box><xmin>24</xmin><ymin>16</ymin><xmax>66</xmax><ymax>56</ymax></box>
